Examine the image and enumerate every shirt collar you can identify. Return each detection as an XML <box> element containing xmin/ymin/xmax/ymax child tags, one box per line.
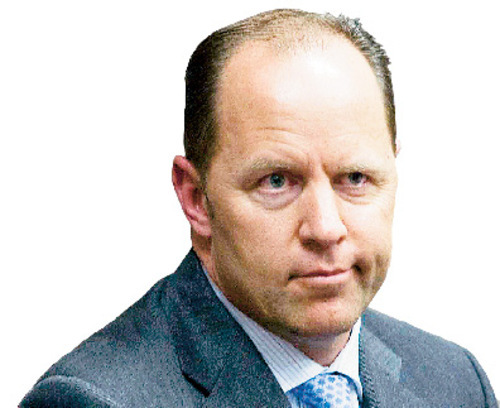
<box><xmin>202</xmin><ymin>267</ymin><xmax>363</xmax><ymax>401</ymax></box>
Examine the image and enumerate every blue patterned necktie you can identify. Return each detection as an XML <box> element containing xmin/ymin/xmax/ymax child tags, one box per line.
<box><xmin>289</xmin><ymin>372</ymin><xmax>359</xmax><ymax>407</ymax></box>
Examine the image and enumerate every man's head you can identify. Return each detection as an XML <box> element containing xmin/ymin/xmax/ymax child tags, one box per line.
<box><xmin>173</xmin><ymin>9</ymin><xmax>398</xmax><ymax>363</ymax></box>
<box><xmin>183</xmin><ymin>9</ymin><xmax>396</xmax><ymax>184</ymax></box>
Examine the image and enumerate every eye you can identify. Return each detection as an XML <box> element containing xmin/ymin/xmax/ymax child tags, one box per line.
<box><xmin>258</xmin><ymin>172</ymin><xmax>292</xmax><ymax>191</ymax></box>
<box><xmin>252</xmin><ymin>172</ymin><xmax>302</xmax><ymax>209</ymax></box>
<box><xmin>347</xmin><ymin>172</ymin><xmax>367</xmax><ymax>186</ymax></box>
<box><xmin>268</xmin><ymin>173</ymin><xmax>286</xmax><ymax>189</ymax></box>
<box><xmin>333</xmin><ymin>171</ymin><xmax>371</xmax><ymax>199</ymax></box>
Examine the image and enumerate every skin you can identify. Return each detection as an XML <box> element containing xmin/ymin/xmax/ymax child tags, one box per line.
<box><xmin>173</xmin><ymin>35</ymin><xmax>398</xmax><ymax>365</ymax></box>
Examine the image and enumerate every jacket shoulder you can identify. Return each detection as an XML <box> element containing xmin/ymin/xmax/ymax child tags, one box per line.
<box><xmin>21</xmin><ymin>251</ymin><xmax>203</xmax><ymax>408</ymax></box>
<box><xmin>362</xmin><ymin>309</ymin><xmax>497</xmax><ymax>406</ymax></box>
<box><xmin>19</xmin><ymin>376</ymin><xmax>119</xmax><ymax>408</ymax></box>
<box><xmin>363</xmin><ymin>308</ymin><xmax>472</xmax><ymax>356</ymax></box>
<box><xmin>363</xmin><ymin>308</ymin><xmax>479</xmax><ymax>369</ymax></box>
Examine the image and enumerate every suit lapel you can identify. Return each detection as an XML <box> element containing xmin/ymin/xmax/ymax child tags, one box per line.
<box><xmin>359</xmin><ymin>316</ymin><xmax>430</xmax><ymax>408</ymax></box>
<box><xmin>169</xmin><ymin>252</ymin><xmax>433</xmax><ymax>407</ymax></box>
<box><xmin>199</xmin><ymin>334</ymin><xmax>290</xmax><ymax>408</ymax></box>
<box><xmin>169</xmin><ymin>250</ymin><xmax>290</xmax><ymax>408</ymax></box>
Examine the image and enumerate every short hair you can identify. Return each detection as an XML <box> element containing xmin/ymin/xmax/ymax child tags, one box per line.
<box><xmin>184</xmin><ymin>9</ymin><xmax>396</xmax><ymax>182</ymax></box>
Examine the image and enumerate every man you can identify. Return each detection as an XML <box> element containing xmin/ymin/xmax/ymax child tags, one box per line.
<box><xmin>21</xmin><ymin>9</ymin><xmax>497</xmax><ymax>407</ymax></box>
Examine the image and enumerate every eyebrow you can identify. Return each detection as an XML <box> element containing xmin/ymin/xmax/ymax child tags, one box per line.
<box><xmin>247</xmin><ymin>157</ymin><xmax>298</xmax><ymax>173</ymax></box>
<box><xmin>245</xmin><ymin>156</ymin><xmax>390</xmax><ymax>178</ymax></box>
<box><xmin>336</xmin><ymin>164</ymin><xmax>372</xmax><ymax>173</ymax></box>
<box><xmin>336</xmin><ymin>161</ymin><xmax>388</xmax><ymax>173</ymax></box>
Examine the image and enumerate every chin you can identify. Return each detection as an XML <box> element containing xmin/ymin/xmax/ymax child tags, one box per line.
<box><xmin>266</xmin><ymin>302</ymin><xmax>363</xmax><ymax>341</ymax></box>
<box><xmin>299</xmin><ymin>313</ymin><xmax>359</xmax><ymax>338</ymax></box>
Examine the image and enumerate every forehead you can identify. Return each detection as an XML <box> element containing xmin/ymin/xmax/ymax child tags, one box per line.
<box><xmin>214</xmin><ymin>36</ymin><xmax>387</xmax><ymax>148</ymax></box>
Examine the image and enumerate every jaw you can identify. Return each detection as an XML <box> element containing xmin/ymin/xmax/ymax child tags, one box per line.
<box><xmin>257</xmin><ymin>295</ymin><xmax>360</xmax><ymax>366</ymax></box>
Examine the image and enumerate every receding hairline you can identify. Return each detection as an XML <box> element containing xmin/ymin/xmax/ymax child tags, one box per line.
<box><xmin>210</xmin><ymin>29</ymin><xmax>387</xmax><ymax>160</ymax></box>
<box><xmin>214</xmin><ymin>11</ymin><xmax>374</xmax><ymax>71</ymax></box>
<box><xmin>202</xmin><ymin>23</ymin><xmax>355</xmax><ymax>185</ymax></box>
<box><xmin>211</xmin><ymin>12</ymin><xmax>392</xmax><ymax>130</ymax></box>
<box><xmin>184</xmin><ymin>9</ymin><xmax>396</xmax><ymax>185</ymax></box>
<box><xmin>216</xmin><ymin>9</ymin><xmax>360</xmax><ymax>44</ymax></box>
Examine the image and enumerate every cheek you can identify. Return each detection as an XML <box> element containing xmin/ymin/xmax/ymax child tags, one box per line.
<box><xmin>345</xmin><ymin>205</ymin><xmax>394</xmax><ymax>278</ymax></box>
<box><xmin>345</xmin><ymin>190</ymin><xmax>395</xmax><ymax>237</ymax></box>
<box><xmin>346</xmin><ymin>205</ymin><xmax>392</xmax><ymax>240</ymax></box>
<box><xmin>221</xmin><ymin>194</ymin><xmax>295</xmax><ymax>240</ymax></box>
<box><xmin>211</xmin><ymin>200</ymin><xmax>296</xmax><ymax>269</ymax></box>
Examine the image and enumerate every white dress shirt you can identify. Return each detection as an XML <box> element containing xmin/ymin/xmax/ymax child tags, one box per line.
<box><xmin>203</xmin><ymin>269</ymin><xmax>363</xmax><ymax>406</ymax></box>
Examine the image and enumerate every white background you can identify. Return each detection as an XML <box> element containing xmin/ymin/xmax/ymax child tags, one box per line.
<box><xmin>1</xmin><ymin>1</ymin><xmax>499</xmax><ymax>406</ymax></box>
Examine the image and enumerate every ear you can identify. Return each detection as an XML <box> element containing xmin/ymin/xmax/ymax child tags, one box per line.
<box><xmin>395</xmin><ymin>138</ymin><xmax>402</xmax><ymax>157</ymax></box>
<box><xmin>172</xmin><ymin>156</ymin><xmax>211</xmax><ymax>237</ymax></box>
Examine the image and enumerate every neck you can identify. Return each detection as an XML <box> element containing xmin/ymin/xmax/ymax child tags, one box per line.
<box><xmin>279</xmin><ymin>329</ymin><xmax>352</xmax><ymax>366</ymax></box>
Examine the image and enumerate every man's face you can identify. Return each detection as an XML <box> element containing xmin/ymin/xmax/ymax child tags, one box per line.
<box><xmin>203</xmin><ymin>37</ymin><xmax>398</xmax><ymax>342</ymax></box>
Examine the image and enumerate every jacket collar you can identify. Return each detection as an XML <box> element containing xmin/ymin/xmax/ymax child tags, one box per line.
<box><xmin>360</xmin><ymin>315</ymin><xmax>430</xmax><ymax>408</ymax></box>
<box><xmin>168</xmin><ymin>250</ymin><xmax>290</xmax><ymax>407</ymax></box>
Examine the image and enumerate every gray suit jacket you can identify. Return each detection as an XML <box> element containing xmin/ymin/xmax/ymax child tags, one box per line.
<box><xmin>21</xmin><ymin>250</ymin><xmax>497</xmax><ymax>407</ymax></box>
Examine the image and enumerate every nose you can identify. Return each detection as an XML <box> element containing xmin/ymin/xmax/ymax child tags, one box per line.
<box><xmin>298</xmin><ymin>180</ymin><xmax>347</xmax><ymax>249</ymax></box>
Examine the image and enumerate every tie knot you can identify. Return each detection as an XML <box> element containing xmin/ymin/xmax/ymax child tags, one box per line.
<box><xmin>290</xmin><ymin>372</ymin><xmax>358</xmax><ymax>408</ymax></box>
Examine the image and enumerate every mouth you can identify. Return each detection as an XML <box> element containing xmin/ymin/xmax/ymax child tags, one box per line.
<box><xmin>289</xmin><ymin>268</ymin><xmax>353</xmax><ymax>286</ymax></box>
